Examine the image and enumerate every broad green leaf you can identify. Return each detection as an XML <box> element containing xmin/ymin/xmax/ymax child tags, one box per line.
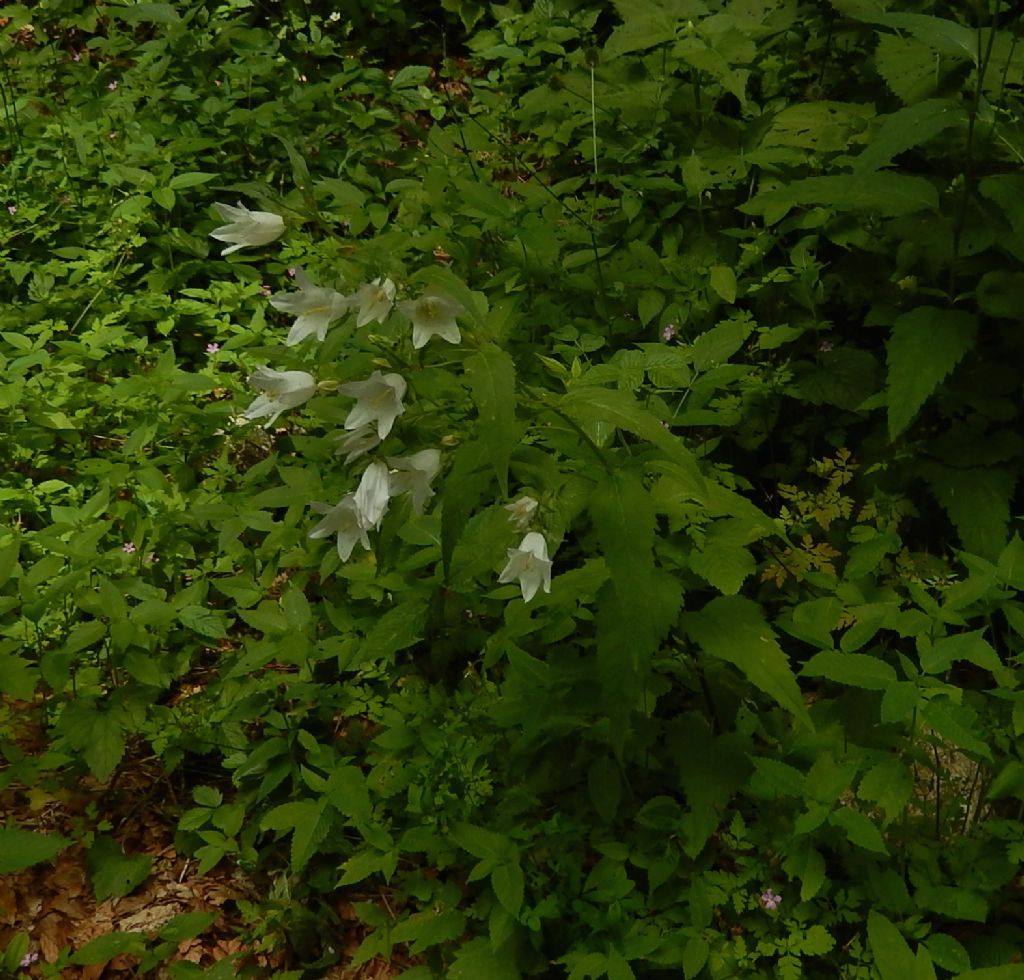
<box><xmin>168</xmin><ymin>171</ymin><xmax>216</xmax><ymax>190</ymax></box>
<box><xmin>801</xmin><ymin>651</ymin><xmax>896</xmax><ymax>690</ymax></box>
<box><xmin>829</xmin><ymin>807</ymin><xmax>888</xmax><ymax>854</ymax></box>
<box><xmin>858</xmin><ymin>759</ymin><xmax>913</xmax><ymax>824</ymax></box>
<box><xmin>70</xmin><ymin>932</ymin><xmax>148</xmax><ymax>966</ymax></box>
<box><xmin>390</xmin><ymin>907</ymin><xmax>466</xmax><ymax>954</ymax></box>
<box><xmin>683</xmin><ymin>937</ymin><xmax>709</xmax><ymax>979</ymax></box>
<box><xmin>562</xmin><ymin>386</ymin><xmax>704</xmax><ymax>486</ymax></box>
<box><xmin>465</xmin><ymin>344</ymin><xmax>516</xmax><ymax>498</ymax></box>
<box><xmin>850</xmin><ymin>99</ymin><xmax>963</xmax><ymax>174</ymax></box>
<box><xmin>88</xmin><ymin>837</ymin><xmax>153</xmax><ymax>902</ymax></box>
<box><xmin>886</xmin><ymin>307</ymin><xmax>975</xmax><ymax>439</ymax></box>
<box><xmin>919</xmin><ymin>630</ymin><xmax>1001</xmax><ymax>675</ymax></box>
<box><xmin>691</xmin><ymin>318</ymin><xmax>749</xmax><ymax>371</ymax></box>
<box><xmin>923</xmin><ymin>934</ymin><xmax>970</xmax><ymax>974</ymax></box>
<box><xmin>326</xmin><ymin>765</ymin><xmax>372</xmax><ymax>824</ymax></box>
<box><xmin>0</xmin><ymin>650</ymin><xmax>36</xmax><ymax>699</ymax></box>
<box><xmin>683</xmin><ymin>596</ymin><xmax>809</xmax><ymax>724</ymax></box>
<box><xmin>588</xmin><ymin>756</ymin><xmax>622</xmax><ymax>823</ymax></box>
<box><xmin>985</xmin><ymin>760</ymin><xmax>1024</xmax><ymax>801</ymax></box>
<box><xmin>449</xmin><ymin>937</ymin><xmax>520</xmax><ymax>980</ymax></box>
<box><xmin>440</xmin><ymin>438</ymin><xmax>492</xmax><ymax>577</ymax></box>
<box><xmin>178</xmin><ymin>605</ymin><xmax>229</xmax><ymax>639</ymax></box>
<box><xmin>355</xmin><ymin>598</ymin><xmax>427</xmax><ymax>668</ymax></box>
<box><xmin>491</xmin><ymin>860</ymin><xmax>524</xmax><ymax>918</ymax></box>
<box><xmin>920</xmin><ymin>464</ymin><xmax>1013</xmax><ymax>558</ymax></box>
<box><xmin>956</xmin><ymin>967</ymin><xmax>1024</xmax><ymax>979</ymax></box>
<box><xmin>920</xmin><ymin>699</ymin><xmax>992</xmax><ymax>760</ymax></box>
<box><xmin>868</xmin><ymin>911</ymin><xmax>916</xmax><ymax>980</ymax></box>
<box><xmin>451</xmin><ymin>823</ymin><xmax>515</xmax><ymax>863</ymax></box>
<box><xmin>591</xmin><ymin>470</ymin><xmax>681</xmax><ymax>725</ymax></box>
<box><xmin>159</xmin><ymin>912</ymin><xmax>219</xmax><ymax>943</ymax></box>
<box><xmin>709</xmin><ymin>266</ymin><xmax>737</xmax><ymax>304</ymax></box>
<box><xmin>914</xmin><ymin>885</ymin><xmax>988</xmax><ymax>923</ymax></box>
<box><xmin>0</xmin><ymin>827</ymin><xmax>70</xmax><ymax>873</ymax></box>
<box><xmin>740</xmin><ymin>173</ymin><xmax>938</xmax><ymax>224</ymax></box>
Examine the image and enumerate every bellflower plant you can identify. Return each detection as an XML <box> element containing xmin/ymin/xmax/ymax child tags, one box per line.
<box><xmin>269</xmin><ymin>267</ymin><xmax>352</xmax><ymax>345</ymax></box>
<box><xmin>334</xmin><ymin>424</ymin><xmax>381</xmax><ymax>462</ymax></box>
<box><xmin>399</xmin><ymin>291</ymin><xmax>463</xmax><ymax>349</ymax></box>
<box><xmin>243</xmin><ymin>367</ymin><xmax>317</xmax><ymax>426</ymax></box>
<box><xmin>308</xmin><ymin>494</ymin><xmax>371</xmax><ymax>561</ymax></box>
<box><xmin>353</xmin><ymin>460</ymin><xmax>392</xmax><ymax>530</ymax></box>
<box><xmin>339</xmin><ymin>370</ymin><xmax>407</xmax><ymax>439</ymax></box>
<box><xmin>387</xmin><ymin>449</ymin><xmax>441</xmax><ymax>514</ymax></box>
<box><xmin>353</xmin><ymin>277</ymin><xmax>396</xmax><ymax>327</ymax></box>
<box><xmin>504</xmin><ymin>495</ymin><xmax>538</xmax><ymax>530</ymax></box>
<box><xmin>209</xmin><ymin>201</ymin><xmax>285</xmax><ymax>255</ymax></box>
<box><xmin>498</xmin><ymin>532</ymin><xmax>553</xmax><ymax>602</ymax></box>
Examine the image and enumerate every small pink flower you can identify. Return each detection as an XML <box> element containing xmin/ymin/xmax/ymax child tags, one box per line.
<box><xmin>760</xmin><ymin>888</ymin><xmax>782</xmax><ymax>911</ymax></box>
<box><xmin>145</xmin><ymin>552</ymin><xmax>158</xmax><ymax>564</ymax></box>
<box><xmin>109</xmin><ymin>131</ymin><xmax>118</xmax><ymax>140</ymax></box>
<box><xmin>122</xmin><ymin>542</ymin><xmax>137</xmax><ymax>554</ymax></box>
<box><xmin>818</xmin><ymin>339</ymin><xmax>834</xmax><ymax>353</ymax></box>
<box><xmin>107</xmin><ymin>80</ymin><xmax>118</xmax><ymax>91</ymax></box>
<box><xmin>661</xmin><ymin>323</ymin><xmax>677</xmax><ymax>343</ymax></box>
<box><xmin>20</xmin><ymin>951</ymin><xmax>39</xmax><ymax>967</ymax></box>
<box><xmin>206</xmin><ymin>342</ymin><xmax>221</xmax><ymax>355</ymax></box>
<box><xmin>260</xmin><ymin>284</ymin><xmax>272</xmax><ymax>297</ymax></box>
<box><xmin>6</xmin><ymin>205</ymin><xmax>16</xmax><ymax>215</ymax></box>
<box><xmin>72</xmin><ymin>51</ymin><xmax>82</xmax><ymax>62</ymax></box>
<box><xmin>286</xmin><ymin>267</ymin><xmax>298</xmax><ymax>278</ymax></box>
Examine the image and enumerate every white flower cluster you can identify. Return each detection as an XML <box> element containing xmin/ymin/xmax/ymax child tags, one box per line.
<box><xmin>208</xmin><ymin>200</ymin><xmax>554</xmax><ymax>600</ymax></box>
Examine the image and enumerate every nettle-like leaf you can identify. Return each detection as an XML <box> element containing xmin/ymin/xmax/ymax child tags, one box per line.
<box><xmin>464</xmin><ymin>343</ymin><xmax>517</xmax><ymax>498</ymax></box>
<box><xmin>886</xmin><ymin>306</ymin><xmax>976</xmax><ymax>440</ymax></box>
<box><xmin>850</xmin><ymin>99</ymin><xmax>964</xmax><ymax>175</ymax></box>
<box><xmin>682</xmin><ymin>596</ymin><xmax>809</xmax><ymax>724</ymax></box>
<box><xmin>590</xmin><ymin>469</ymin><xmax>681</xmax><ymax>727</ymax></box>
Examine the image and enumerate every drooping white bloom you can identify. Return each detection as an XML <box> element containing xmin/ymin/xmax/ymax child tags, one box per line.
<box><xmin>398</xmin><ymin>291</ymin><xmax>463</xmax><ymax>349</ymax></box>
<box><xmin>354</xmin><ymin>460</ymin><xmax>392</xmax><ymax>530</ymax></box>
<box><xmin>270</xmin><ymin>267</ymin><xmax>352</xmax><ymax>345</ymax></box>
<box><xmin>387</xmin><ymin>449</ymin><xmax>441</xmax><ymax>514</ymax></box>
<box><xmin>243</xmin><ymin>367</ymin><xmax>317</xmax><ymax>426</ymax></box>
<box><xmin>504</xmin><ymin>495</ymin><xmax>538</xmax><ymax>530</ymax></box>
<box><xmin>498</xmin><ymin>532</ymin><xmax>553</xmax><ymax>603</ymax></box>
<box><xmin>308</xmin><ymin>494</ymin><xmax>371</xmax><ymax>561</ymax></box>
<box><xmin>338</xmin><ymin>370</ymin><xmax>406</xmax><ymax>440</ymax></box>
<box><xmin>210</xmin><ymin>201</ymin><xmax>285</xmax><ymax>255</ymax></box>
<box><xmin>334</xmin><ymin>424</ymin><xmax>381</xmax><ymax>462</ymax></box>
<box><xmin>353</xmin><ymin>277</ymin><xmax>396</xmax><ymax>327</ymax></box>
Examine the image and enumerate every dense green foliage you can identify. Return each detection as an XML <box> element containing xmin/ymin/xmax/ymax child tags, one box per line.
<box><xmin>2</xmin><ymin>0</ymin><xmax>1024</xmax><ymax>976</ymax></box>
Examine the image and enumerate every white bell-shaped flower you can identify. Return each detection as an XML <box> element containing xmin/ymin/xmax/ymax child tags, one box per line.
<box><xmin>387</xmin><ymin>449</ymin><xmax>441</xmax><ymax>514</ymax></box>
<box><xmin>308</xmin><ymin>494</ymin><xmax>371</xmax><ymax>561</ymax></box>
<box><xmin>334</xmin><ymin>424</ymin><xmax>381</xmax><ymax>463</ymax></box>
<box><xmin>270</xmin><ymin>267</ymin><xmax>352</xmax><ymax>345</ymax></box>
<box><xmin>243</xmin><ymin>367</ymin><xmax>316</xmax><ymax>427</ymax></box>
<box><xmin>504</xmin><ymin>495</ymin><xmax>538</xmax><ymax>530</ymax></box>
<box><xmin>210</xmin><ymin>201</ymin><xmax>285</xmax><ymax>255</ymax></box>
<box><xmin>338</xmin><ymin>370</ymin><xmax>406</xmax><ymax>440</ymax></box>
<box><xmin>353</xmin><ymin>277</ymin><xmax>396</xmax><ymax>327</ymax></box>
<box><xmin>498</xmin><ymin>532</ymin><xmax>553</xmax><ymax>602</ymax></box>
<box><xmin>398</xmin><ymin>291</ymin><xmax>463</xmax><ymax>349</ymax></box>
<box><xmin>353</xmin><ymin>460</ymin><xmax>392</xmax><ymax>530</ymax></box>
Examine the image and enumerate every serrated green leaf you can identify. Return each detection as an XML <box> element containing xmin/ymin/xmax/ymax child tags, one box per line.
<box><xmin>88</xmin><ymin>836</ymin><xmax>153</xmax><ymax>901</ymax></box>
<box><xmin>0</xmin><ymin>827</ymin><xmax>71</xmax><ymax>873</ymax></box>
<box><xmin>886</xmin><ymin>307</ymin><xmax>975</xmax><ymax>439</ymax></box>
<box><xmin>851</xmin><ymin>99</ymin><xmax>963</xmax><ymax>174</ymax></box>
<box><xmin>683</xmin><ymin>596</ymin><xmax>809</xmax><ymax>723</ymax></box>
<box><xmin>561</xmin><ymin>386</ymin><xmax>704</xmax><ymax>486</ymax></box>
<box><xmin>465</xmin><ymin>344</ymin><xmax>517</xmax><ymax>498</ymax></box>
<box><xmin>741</xmin><ymin>173</ymin><xmax>938</xmax><ymax>224</ymax></box>
<box><xmin>178</xmin><ymin>605</ymin><xmax>229</xmax><ymax>639</ymax></box>
<box><xmin>492</xmin><ymin>860</ymin><xmax>524</xmax><ymax>918</ymax></box>
<box><xmin>159</xmin><ymin>912</ymin><xmax>219</xmax><ymax>943</ymax></box>
<box><xmin>801</xmin><ymin>651</ymin><xmax>896</xmax><ymax>690</ymax></box>
<box><xmin>356</xmin><ymin>598</ymin><xmax>427</xmax><ymax>668</ymax></box>
<box><xmin>0</xmin><ymin>650</ymin><xmax>37</xmax><ymax>700</ymax></box>
<box><xmin>859</xmin><ymin>758</ymin><xmax>913</xmax><ymax>824</ymax></box>
<box><xmin>923</xmin><ymin>934</ymin><xmax>970</xmax><ymax>974</ymax></box>
<box><xmin>829</xmin><ymin>807</ymin><xmax>888</xmax><ymax>854</ymax></box>
<box><xmin>326</xmin><ymin>765</ymin><xmax>372</xmax><ymax>824</ymax></box>
<box><xmin>920</xmin><ymin>464</ymin><xmax>1013</xmax><ymax>559</ymax></box>
<box><xmin>70</xmin><ymin>932</ymin><xmax>147</xmax><ymax>966</ymax></box>
<box><xmin>591</xmin><ymin>470</ymin><xmax>681</xmax><ymax>725</ymax></box>
<box><xmin>920</xmin><ymin>630</ymin><xmax>1001</xmax><ymax>674</ymax></box>
<box><xmin>683</xmin><ymin>936</ymin><xmax>708</xmax><ymax>979</ymax></box>
<box><xmin>868</xmin><ymin>911</ymin><xmax>916</xmax><ymax>980</ymax></box>
<box><xmin>449</xmin><ymin>936</ymin><xmax>520</xmax><ymax>980</ymax></box>
<box><xmin>709</xmin><ymin>266</ymin><xmax>737</xmax><ymax>303</ymax></box>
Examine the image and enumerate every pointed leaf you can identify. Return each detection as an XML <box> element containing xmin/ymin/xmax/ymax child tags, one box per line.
<box><xmin>683</xmin><ymin>596</ymin><xmax>809</xmax><ymax>723</ymax></box>
<box><xmin>886</xmin><ymin>307</ymin><xmax>975</xmax><ymax>439</ymax></box>
<box><xmin>465</xmin><ymin>344</ymin><xmax>517</xmax><ymax>498</ymax></box>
